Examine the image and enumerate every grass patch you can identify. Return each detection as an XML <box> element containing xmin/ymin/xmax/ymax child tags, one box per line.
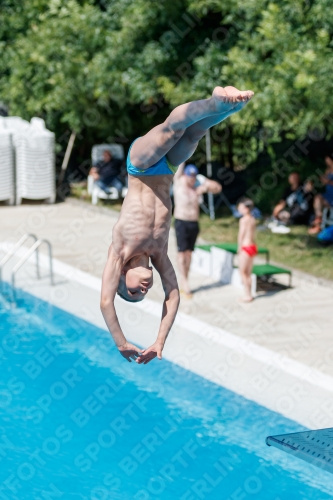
<box><xmin>199</xmin><ymin>212</ymin><xmax>333</xmax><ymax>281</ymax></box>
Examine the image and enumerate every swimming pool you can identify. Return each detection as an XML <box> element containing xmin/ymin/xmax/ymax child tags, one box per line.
<box><xmin>0</xmin><ymin>285</ymin><xmax>332</xmax><ymax>500</ymax></box>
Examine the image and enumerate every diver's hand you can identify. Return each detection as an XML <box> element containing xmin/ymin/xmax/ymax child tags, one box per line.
<box><xmin>136</xmin><ymin>341</ymin><xmax>164</xmax><ymax>365</ymax></box>
<box><xmin>118</xmin><ymin>342</ymin><xmax>143</xmax><ymax>362</ymax></box>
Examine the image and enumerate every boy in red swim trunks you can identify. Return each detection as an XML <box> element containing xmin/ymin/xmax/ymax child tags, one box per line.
<box><xmin>237</xmin><ymin>198</ymin><xmax>257</xmax><ymax>302</ymax></box>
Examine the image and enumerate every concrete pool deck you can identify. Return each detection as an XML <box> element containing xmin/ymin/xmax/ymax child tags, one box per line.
<box><xmin>1</xmin><ymin>199</ymin><xmax>333</xmax><ymax>429</ymax></box>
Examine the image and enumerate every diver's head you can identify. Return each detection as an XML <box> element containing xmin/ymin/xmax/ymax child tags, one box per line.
<box><xmin>117</xmin><ymin>255</ymin><xmax>153</xmax><ymax>302</ymax></box>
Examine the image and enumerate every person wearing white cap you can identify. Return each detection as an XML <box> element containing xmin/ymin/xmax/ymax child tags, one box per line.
<box><xmin>173</xmin><ymin>163</ymin><xmax>222</xmax><ymax>298</ymax></box>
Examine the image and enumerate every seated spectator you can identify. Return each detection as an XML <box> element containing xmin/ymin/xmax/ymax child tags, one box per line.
<box><xmin>272</xmin><ymin>172</ymin><xmax>314</xmax><ymax>226</ymax></box>
<box><xmin>89</xmin><ymin>150</ymin><xmax>123</xmax><ymax>196</ymax></box>
<box><xmin>309</xmin><ymin>156</ymin><xmax>333</xmax><ymax>234</ymax></box>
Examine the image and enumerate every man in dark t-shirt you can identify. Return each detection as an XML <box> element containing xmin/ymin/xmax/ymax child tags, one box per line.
<box><xmin>273</xmin><ymin>172</ymin><xmax>314</xmax><ymax>225</ymax></box>
<box><xmin>90</xmin><ymin>150</ymin><xmax>123</xmax><ymax>195</ymax></box>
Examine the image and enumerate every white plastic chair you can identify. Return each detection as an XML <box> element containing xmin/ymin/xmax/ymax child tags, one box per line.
<box><xmin>0</xmin><ymin>130</ymin><xmax>15</xmax><ymax>205</ymax></box>
<box><xmin>30</xmin><ymin>117</ymin><xmax>46</xmax><ymax>130</ymax></box>
<box><xmin>4</xmin><ymin>116</ymin><xmax>30</xmax><ymax>133</ymax></box>
<box><xmin>14</xmin><ymin>127</ymin><xmax>56</xmax><ymax>204</ymax></box>
<box><xmin>89</xmin><ymin>143</ymin><xmax>126</xmax><ymax>205</ymax></box>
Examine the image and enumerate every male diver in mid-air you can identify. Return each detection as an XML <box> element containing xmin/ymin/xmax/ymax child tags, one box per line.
<box><xmin>100</xmin><ymin>86</ymin><xmax>254</xmax><ymax>364</ymax></box>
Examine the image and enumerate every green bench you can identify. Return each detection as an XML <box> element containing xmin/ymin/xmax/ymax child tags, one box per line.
<box><xmin>195</xmin><ymin>243</ymin><xmax>292</xmax><ymax>287</ymax></box>
<box><xmin>196</xmin><ymin>243</ymin><xmax>270</xmax><ymax>263</ymax></box>
<box><xmin>252</xmin><ymin>264</ymin><xmax>292</xmax><ymax>287</ymax></box>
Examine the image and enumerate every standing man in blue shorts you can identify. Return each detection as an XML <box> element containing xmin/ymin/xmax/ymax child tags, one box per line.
<box><xmin>100</xmin><ymin>86</ymin><xmax>254</xmax><ymax>364</ymax></box>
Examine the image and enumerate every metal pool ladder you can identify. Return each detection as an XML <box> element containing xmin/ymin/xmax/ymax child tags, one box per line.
<box><xmin>0</xmin><ymin>233</ymin><xmax>54</xmax><ymax>288</ymax></box>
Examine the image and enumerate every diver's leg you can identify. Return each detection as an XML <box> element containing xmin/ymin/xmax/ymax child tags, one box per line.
<box><xmin>166</xmin><ymin>90</ymin><xmax>252</xmax><ymax>165</ymax></box>
<box><xmin>130</xmin><ymin>86</ymin><xmax>253</xmax><ymax>170</ymax></box>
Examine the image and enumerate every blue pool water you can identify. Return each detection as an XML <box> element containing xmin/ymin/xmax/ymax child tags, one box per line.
<box><xmin>0</xmin><ymin>286</ymin><xmax>332</xmax><ymax>500</ymax></box>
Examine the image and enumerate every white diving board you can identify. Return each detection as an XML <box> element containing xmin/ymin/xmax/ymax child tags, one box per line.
<box><xmin>266</xmin><ymin>427</ymin><xmax>333</xmax><ymax>474</ymax></box>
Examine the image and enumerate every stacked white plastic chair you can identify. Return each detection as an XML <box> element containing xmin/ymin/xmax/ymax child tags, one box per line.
<box><xmin>4</xmin><ymin>116</ymin><xmax>30</xmax><ymax>134</ymax></box>
<box><xmin>12</xmin><ymin>117</ymin><xmax>56</xmax><ymax>204</ymax></box>
<box><xmin>0</xmin><ymin>118</ymin><xmax>15</xmax><ymax>205</ymax></box>
<box><xmin>88</xmin><ymin>143</ymin><xmax>126</xmax><ymax>205</ymax></box>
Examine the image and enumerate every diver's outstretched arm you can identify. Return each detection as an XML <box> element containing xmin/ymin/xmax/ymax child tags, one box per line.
<box><xmin>136</xmin><ymin>252</ymin><xmax>180</xmax><ymax>364</ymax></box>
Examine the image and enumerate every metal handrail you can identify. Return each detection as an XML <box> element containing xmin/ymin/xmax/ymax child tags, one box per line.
<box><xmin>11</xmin><ymin>239</ymin><xmax>54</xmax><ymax>289</ymax></box>
<box><xmin>0</xmin><ymin>234</ymin><xmax>40</xmax><ymax>283</ymax></box>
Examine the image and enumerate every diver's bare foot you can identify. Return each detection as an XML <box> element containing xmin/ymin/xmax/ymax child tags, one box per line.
<box><xmin>212</xmin><ymin>86</ymin><xmax>254</xmax><ymax>114</ymax></box>
<box><xmin>180</xmin><ymin>289</ymin><xmax>193</xmax><ymax>300</ymax></box>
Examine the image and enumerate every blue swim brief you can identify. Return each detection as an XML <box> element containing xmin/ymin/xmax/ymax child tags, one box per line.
<box><xmin>126</xmin><ymin>138</ymin><xmax>178</xmax><ymax>176</ymax></box>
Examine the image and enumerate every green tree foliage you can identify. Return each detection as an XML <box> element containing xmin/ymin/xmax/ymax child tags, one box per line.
<box><xmin>0</xmin><ymin>1</ymin><xmax>113</xmax><ymax>133</ymax></box>
<box><xmin>1</xmin><ymin>0</ymin><xmax>333</xmax><ymax>206</ymax></box>
<box><xmin>160</xmin><ymin>0</ymin><xmax>333</xmax><ymax>165</ymax></box>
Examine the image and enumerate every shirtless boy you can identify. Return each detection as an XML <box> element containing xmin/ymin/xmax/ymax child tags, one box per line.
<box><xmin>100</xmin><ymin>86</ymin><xmax>254</xmax><ymax>364</ymax></box>
<box><xmin>237</xmin><ymin>198</ymin><xmax>257</xmax><ymax>302</ymax></box>
<box><xmin>173</xmin><ymin>163</ymin><xmax>221</xmax><ymax>297</ymax></box>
